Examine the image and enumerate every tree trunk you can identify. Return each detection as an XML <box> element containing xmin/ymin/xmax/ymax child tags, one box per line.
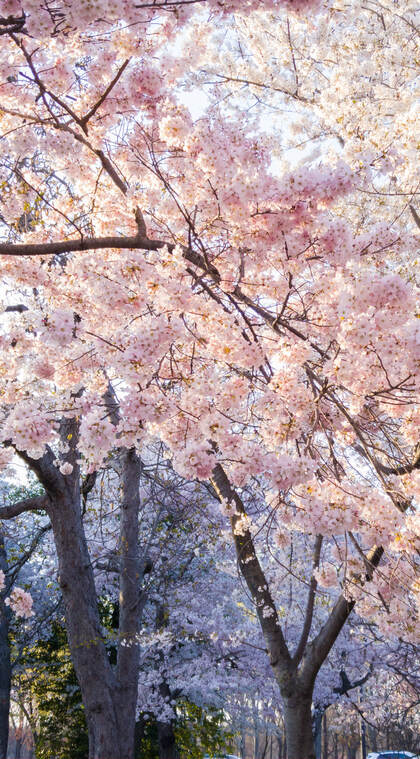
<box><xmin>16</xmin><ymin>431</ymin><xmax>144</xmax><ymax>759</ymax></box>
<box><xmin>155</xmin><ymin>671</ymin><xmax>179</xmax><ymax>759</ymax></box>
<box><xmin>48</xmin><ymin>491</ymin><xmax>125</xmax><ymax>759</ymax></box>
<box><xmin>0</xmin><ymin>608</ymin><xmax>10</xmax><ymax>759</ymax></box>
<box><xmin>49</xmin><ymin>482</ymin><xmax>142</xmax><ymax>759</ymax></box>
<box><xmin>14</xmin><ymin>735</ymin><xmax>22</xmax><ymax>759</ymax></box>
<box><xmin>115</xmin><ymin>448</ymin><xmax>143</xmax><ymax>759</ymax></box>
<box><xmin>322</xmin><ymin>711</ymin><xmax>328</xmax><ymax>759</ymax></box>
<box><xmin>0</xmin><ymin>531</ymin><xmax>11</xmax><ymax>759</ymax></box>
<box><xmin>31</xmin><ymin>428</ymin><xmax>144</xmax><ymax>759</ymax></box>
<box><xmin>261</xmin><ymin>733</ymin><xmax>269</xmax><ymax>759</ymax></box>
<box><xmin>283</xmin><ymin>694</ymin><xmax>315</xmax><ymax>759</ymax></box>
<box><xmin>157</xmin><ymin>720</ymin><xmax>179</xmax><ymax>759</ymax></box>
<box><xmin>241</xmin><ymin>727</ymin><xmax>247</xmax><ymax>759</ymax></box>
<box><xmin>313</xmin><ymin>708</ymin><xmax>323</xmax><ymax>759</ymax></box>
<box><xmin>368</xmin><ymin>725</ymin><xmax>377</xmax><ymax>753</ymax></box>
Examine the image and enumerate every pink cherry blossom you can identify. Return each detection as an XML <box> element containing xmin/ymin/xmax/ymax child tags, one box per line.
<box><xmin>5</xmin><ymin>587</ymin><xmax>34</xmax><ymax>618</ymax></box>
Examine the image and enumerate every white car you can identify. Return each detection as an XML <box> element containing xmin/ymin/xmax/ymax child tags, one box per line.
<box><xmin>367</xmin><ymin>752</ymin><xmax>418</xmax><ymax>759</ymax></box>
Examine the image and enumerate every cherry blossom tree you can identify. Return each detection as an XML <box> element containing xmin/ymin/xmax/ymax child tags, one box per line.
<box><xmin>0</xmin><ymin>1</ymin><xmax>419</xmax><ymax>758</ymax></box>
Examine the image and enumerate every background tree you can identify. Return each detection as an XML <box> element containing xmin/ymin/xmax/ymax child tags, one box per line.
<box><xmin>0</xmin><ymin>475</ymin><xmax>53</xmax><ymax>759</ymax></box>
<box><xmin>20</xmin><ymin>621</ymin><xmax>88</xmax><ymax>759</ymax></box>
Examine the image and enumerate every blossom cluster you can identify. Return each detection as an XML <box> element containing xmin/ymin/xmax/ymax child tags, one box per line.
<box><xmin>0</xmin><ymin>573</ymin><xmax>34</xmax><ymax>619</ymax></box>
<box><xmin>5</xmin><ymin>587</ymin><xmax>34</xmax><ymax>618</ymax></box>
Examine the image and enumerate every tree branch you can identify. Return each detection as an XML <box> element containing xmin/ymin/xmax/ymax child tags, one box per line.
<box><xmin>0</xmin><ymin>233</ymin><xmax>160</xmax><ymax>257</ymax></box>
<box><xmin>116</xmin><ymin>448</ymin><xmax>143</xmax><ymax>711</ymax></box>
<box><xmin>6</xmin><ymin>522</ymin><xmax>51</xmax><ymax>584</ymax></box>
<box><xmin>0</xmin><ymin>232</ymin><xmax>221</xmax><ymax>286</ymax></box>
<box><xmin>14</xmin><ymin>446</ymin><xmax>63</xmax><ymax>494</ymax></box>
<box><xmin>292</xmin><ymin>535</ymin><xmax>322</xmax><ymax>666</ymax></box>
<box><xmin>210</xmin><ymin>463</ymin><xmax>291</xmax><ymax>679</ymax></box>
<box><xmin>4</xmin><ymin>304</ymin><xmax>28</xmax><ymax>313</ymax></box>
<box><xmin>80</xmin><ymin>59</ymin><xmax>131</xmax><ymax>129</ymax></box>
<box><xmin>409</xmin><ymin>204</ymin><xmax>420</xmax><ymax>230</ymax></box>
<box><xmin>0</xmin><ymin>494</ymin><xmax>50</xmax><ymax>520</ymax></box>
<box><xmin>300</xmin><ymin>545</ymin><xmax>383</xmax><ymax>687</ymax></box>
<box><xmin>354</xmin><ymin>442</ymin><xmax>420</xmax><ymax>476</ymax></box>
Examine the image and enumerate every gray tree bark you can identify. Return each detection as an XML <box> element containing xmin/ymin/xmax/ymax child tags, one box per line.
<box><xmin>10</xmin><ymin>426</ymin><xmax>144</xmax><ymax>759</ymax></box>
<box><xmin>0</xmin><ymin>531</ymin><xmax>11</xmax><ymax>759</ymax></box>
<box><xmin>47</xmin><ymin>478</ymin><xmax>122</xmax><ymax>758</ymax></box>
<box><xmin>322</xmin><ymin>710</ymin><xmax>328</xmax><ymax>759</ymax></box>
<box><xmin>155</xmin><ymin>602</ymin><xmax>180</xmax><ymax>759</ymax></box>
<box><xmin>283</xmin><ymin>694</ymin><xmax>315</xmax><ymax>759</ymax></box>
<box><xmin>115</xmin><ymin>447</ymin><xmax>143</xmax><ymax>758</ymax></box>
<box><xmin>157</xmin><ymin>720</ymin><xmax>179</xmax><ymax>759</ymax></box>
<box><xmin>314</xmin><ymin>708</ymin><xmax>323</xmax><ymax>759</ymax></box>
<box><xmin>211</xmin><ymin>463</ymin><xmax>384</xmax><ymax>759</ymax></box>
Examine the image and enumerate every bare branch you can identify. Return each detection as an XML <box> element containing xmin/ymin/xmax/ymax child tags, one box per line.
<box><xmin>354</xmin><ymin>441</ymin><xmax>420</xmax><ymax>476</ymax></box>
<box><xmin>134</xmin><ymin>206</ymin><xmax>147</xmax><ymax>237</ymax></box>
<box><xmin>0</xmin><ymin>232</ymin><xmax>220</xmax><ymax>281</ymax></box>
<box><xmin>292</xmin><ymin>535</ymin><xmax>322</xmax><ymax>666</ymax></box>
<box><xmin>80</xmin><ymin>59</ymin><xmax>131</xmax><ymax>129</ymax></box>
<box><xmin>7</xmin><ymin>523</ymin><xmax>51</xmax><ymax>583</ymax></box>
<box><xmin>0</xmin><ymin>234</ymin><xmax>160</xmax><ymax>257</ymax></box>
<box><xmin>409</xmin><ymin>204</ymin><xmax>420</xmax><ymax>229</ymax></box>
<box><xmin>14</xmin><ymin>445</ymin><xmax>63</xmax><ymax>494</ymax></box>
<box><xmin>4</xmin><ymin>304</ymin><xmax>28</xmax><ymax>313</ymax></box>
<box><xmin>300</xmin><ymin>545</ymin><xmax>383</xmax><ymax>687</ymax></box>
<box><xmin>211</xmin><ymin>463</ymin><xmax>291</xmax><ymax>678</ymax></box>
<box><xmin>204</xmin><ymin>70</ymin><xmax>311</xmax><ymax>103</ymax></box>
<box><xmin>0</xmin><ymin>493</ymin><xmax>50</xmax><ymax>520</ymax></box>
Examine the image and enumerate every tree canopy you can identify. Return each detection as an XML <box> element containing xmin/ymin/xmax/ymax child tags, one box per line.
<box><xmin>0</xmin><ymin>1</ymin><xmax>418</xmax><ymax>758</ymax></box>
